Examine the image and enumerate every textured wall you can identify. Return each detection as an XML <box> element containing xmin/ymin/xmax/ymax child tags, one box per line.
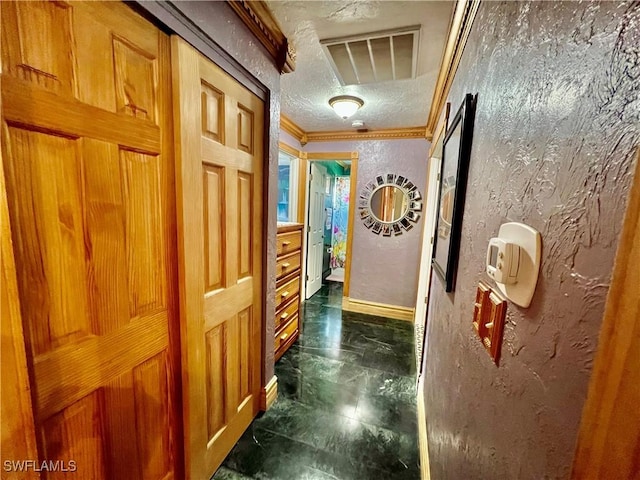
<box><xmin>423</xmin><ymin>1</ymin><xmax>640</xmax><ymax>479</ymax></box>
<box><xmin>146</xmin><ymin>1</ymin><xmax>282</xmax><ymax>384</ymax></box>
<box><xmin>279</xmin><ymin>130</ymin><xmax>303</xmax><ymax>151</ymax></box>
<box><xmin>305</xmin><ymin>139</ymin><xmax>430</xmax><ymax>307</ymax></box>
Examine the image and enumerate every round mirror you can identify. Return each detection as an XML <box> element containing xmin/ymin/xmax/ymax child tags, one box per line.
<box><xmin>369</xmin><ymin>185</ymin><xmax>409</xmax><ymax>223</ymax></box>
<box><xmin>358</xmin><ymin>173</ymin><xmax>422</xmax><ymax>236</ymax></box>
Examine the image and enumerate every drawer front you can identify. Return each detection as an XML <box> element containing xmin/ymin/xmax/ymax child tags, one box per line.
<box><xmin>277</xmin><ymin>230</ymin><xmax>302</xmax><ymax>256</ymax></box>
<box><xmin>276</xmin><ymin>275</ymin><xmax>300</xmax><ymax>311</ymax></box>
<box><xmin>275</xmin><ymin>297</ymin><xmax>299</xmax><ymax>331</ymax></box>
<box><xmin>275</xmin><ymin>316</ymin><xmax>298</xmax><ymax>351</ymax></box>
<box><xmin>276</xmin><ymin>251</ymin><xmax>301</xmax><ymax>279</ymax></box>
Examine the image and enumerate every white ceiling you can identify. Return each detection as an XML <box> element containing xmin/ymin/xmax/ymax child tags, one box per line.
<box><xmin>267</xmin><ymin>1</ymin><xmax>454</xmax><ymax>132</ymax></box>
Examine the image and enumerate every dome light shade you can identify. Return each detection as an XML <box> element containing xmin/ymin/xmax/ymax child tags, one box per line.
<box><xmin>329</xmin><ymin>95</ymin><xmax>364</xmax><ymax>119</ymax></box>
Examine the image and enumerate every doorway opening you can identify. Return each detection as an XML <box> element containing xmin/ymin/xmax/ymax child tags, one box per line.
<box><xmin>302</xmin><ymin>153</ymin><xmax>357</xmax><ymax>301</ymax></box>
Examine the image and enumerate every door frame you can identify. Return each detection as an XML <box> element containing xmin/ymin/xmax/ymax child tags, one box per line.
<box><xmin>571</xmin><ymin>149</ymin><xmax>640</xmax><ymax>478</ymax></box>
<box><xmin>298</xmin><ymin>152</ymin><xmax>358</xmax><ymax>301</ymax></box>
<box><xmin>415</xmin><ymin>113</ymin><xmax>449</xmax><ymax>376</ymax></box>
<box><xmin>305</xmin><ymin>162</ymin><xmax>328</xmax><ymax>299</ymax></box>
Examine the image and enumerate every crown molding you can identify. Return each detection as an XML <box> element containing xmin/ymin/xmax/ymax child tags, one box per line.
<box><xmin>226</xmin><ymin>1</ymin><xmax>295</xmax><ymax>74</ymax></box>
<box><xmin>280</xmin><ymin>114</ymin><xmax>308</xmax><ymax>145</ymax></box>
<box><xmin>280</xmin><ymin>115</ymin><xmax>429</xmax><ymax>145</ymax></box>
<box><xmin>306</xmin><ymin>126</ymin><xmax>429</xmax><ymax>143</ymax></box>
<box><xmin>307</xmin><ymin>151</ymin><xmax>355</xmax><ymax>161</ymax></box>
<box><xmin>425</xmin><ymin>0</ymin><xmax>480</xmax><ymax>136</ymax></box>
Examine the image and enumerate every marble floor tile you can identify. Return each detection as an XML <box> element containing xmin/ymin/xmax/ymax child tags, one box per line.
<box><xmin>214</xmin><ymin>281</ymin><xmax>420</xmax><ymax>480</ymax></box>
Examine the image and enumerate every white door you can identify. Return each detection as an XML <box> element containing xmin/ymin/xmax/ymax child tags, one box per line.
<box><xmin>306</xmin><ymin>163</ymin><xmax>326</xmax><ymax>298</ymax></box>
<box><xmin>414</xmin><ymin>156</ymin><xmax>441</xmax><ymax>371</ymax></box>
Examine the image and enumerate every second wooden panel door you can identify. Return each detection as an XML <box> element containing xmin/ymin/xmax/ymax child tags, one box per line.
<box><xmin>172</xmin><ymin>38</ymin><xmax>265</xmax><ymax>479</ymax></box>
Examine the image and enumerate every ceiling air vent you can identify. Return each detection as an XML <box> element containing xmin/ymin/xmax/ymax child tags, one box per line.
<box><xmin>320</xmin><ymin>26</ymin><xmax>420</xmax><ymax>86</ymax></box>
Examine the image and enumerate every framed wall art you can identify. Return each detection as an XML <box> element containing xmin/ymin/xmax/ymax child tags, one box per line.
<box><xmin>432</xmin><ymin>93</ymin><xmax>477</xmax><ymax>292</ymax></box>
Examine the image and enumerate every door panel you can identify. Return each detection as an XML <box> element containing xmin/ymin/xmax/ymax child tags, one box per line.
<box><xmin>1</xmin><ymin>2</ymin><xmax>178</xmax><ymax>478</ymax></box>
<box><xmin>306</xmin><ymin>163</ymin><xmax>326</xmax><ymax>298</ymax></box>
<box><xmin>172</xmin><ymin>37</ymin><xmax>264</xmax><ymax>479</ymax></box>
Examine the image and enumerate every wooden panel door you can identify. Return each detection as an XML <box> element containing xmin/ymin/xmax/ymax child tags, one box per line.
<box><xmin>1</xmin><ymin>2</ymin><xmax>179</xmax><ymax>478</ymax></box>
<box><xmin>171</xmin><ymin>37</ymin><xmax>264</xmax><ymax>479</ymax></box>
<box><xmin>306</xmin><ymin>163</ymin><xmax>325</xmax><ymax>298</ymax></box>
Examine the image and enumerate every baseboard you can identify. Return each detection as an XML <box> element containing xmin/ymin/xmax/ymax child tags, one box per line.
<box><xmin>417</xmin><ymin>375</ymin><xmax>431</xmax><ymax>480</ymax></box>
<box><xmin>342</xmin><ymin>296</ymin><xmax>415</xmax><ymax>321</ymax></box>
<box><xmin>259</xmin><ymin>375</ymin><xmax>278</xmax><ymax>411</ymax></box>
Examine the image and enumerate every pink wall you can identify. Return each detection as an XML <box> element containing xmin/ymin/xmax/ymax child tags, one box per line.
<box><xmin>279</xmin><ymin>130</ymin><xmax>303</xmax><ymax>151</ymax></box>
<box><xmin>422</xmin><ymin>1</ymin><xmax>640</xmax><ymax>478</ymax></box>
<box><xmin>305</xmin><ymin>139</ymin><xmax>430</xmax><ymax>307</ymax></box>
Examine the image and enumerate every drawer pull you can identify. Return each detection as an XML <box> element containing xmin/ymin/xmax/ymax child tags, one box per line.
<box><xmin>280</xmin><ymin>332</ymin><xmax>289</xmax><ymax>341</ymax></box>
<box><xmin>280</xmin><ymin>312</ymin><xmax>289</xmax><ymax>320</ymax></box>
<box><xmin>281</xmin><ymin>290</ymin><xmax>290</xmax><ymax>298</ymax></box>
<box><xmin>282</xmin><ymin>241</ymin><xmax>291</xmax><ymax>246</ymax></box>
<box><xmin>281</xmin><ymin>262</ymin><xmax>290</xmax><ymax>269</ymax></box>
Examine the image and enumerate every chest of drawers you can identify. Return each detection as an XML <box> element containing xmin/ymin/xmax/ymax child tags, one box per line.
<box><xmin>275</xmin><ymin>223</ymin><xmax>303</xmax><ymax>361</ymax></box>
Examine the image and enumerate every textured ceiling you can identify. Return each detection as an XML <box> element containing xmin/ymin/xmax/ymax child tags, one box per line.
<box><xmin>267</xmin><ymin>1</ymin><xmax>454</xmax><ymax>132</ymax></box>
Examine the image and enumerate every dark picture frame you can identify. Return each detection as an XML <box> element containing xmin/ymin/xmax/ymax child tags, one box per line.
<box><xmin>432</xmin><ymin>93</ymin><xmax>477</xmax><ymax>292</ymax></box>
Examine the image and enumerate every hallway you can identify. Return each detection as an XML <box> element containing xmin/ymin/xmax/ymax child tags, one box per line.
<box><xmin>214</xmin><ymin>282</ymin><xmax>419</xmax><ymax>479</ymax></box>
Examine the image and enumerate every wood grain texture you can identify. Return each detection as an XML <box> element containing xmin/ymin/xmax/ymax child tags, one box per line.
<box><xmin>0</xmin><ymin>123</ymin><xmax>39</xmax><ymax>479</ymax></box>
<box><xmin>1</xmin><ymin>3</ymin><xmax>179</xmax><ymax>478</ymax></box>
<box><xmin>342</xmin><ymin>297</ymin><xmax>415</xmax><ymax>321</ymax></box>
<box><xmin>274</xmin><ymin>316</ymin><xmax>299</xmax><ymax>362</ymax></box>
<box><xmin>572</xmin><ymin>151</ymin><xmax>640</xmax><ymax>480</ymax></box>
<box><xmin>305</xmin><ymin>126</ymin><xmax>428</xmax><ymax>143</ymax></box>
<box><xmin>259</xmin><ymin>375</ymin><xmax>278</xmax><ymax>411</ymax></box>
<box><xmin>172</xmin><ymin>36</ymin><xmax>264</xmax><ymax>479</ymax></box>
<box><xmin>40</xmin><ymin>392</ymin><xmax>106</xmax><ymax>479</ymax></box>
<box><xmin>425</xmin><ymin>0</ymin><xmax>480</xmax><ymax>138</ymax></box>
<box><xmin>275</xmin><ymin>297</ymin><xmax>299</xmax><ymax>331</ymax></box>
<box><xmin>278</xmin><ymin>140</ymin><xmax>301</xmax><ymax>159</ymax></box>
<box><xmin>275</xmin><ymin>275</ymin><xmax>301</xmax><ymax>310</ymax></box>
<box><xmin>1</xmin><ymin>1</ymin><xmax>75</xmax><ymax>95</ymax></box>
<box><xmin>274</xmin><ymin>224</ymin><xmax>303</xmax><ymax>361</ymax></box>
<box><xmin>343</xmin><ymin>152</ymin><xmax>358</xmax><ymax>297</ymax></box>
<box><xmin>201</xmin><ymin>80</ymin><xmax>224</xmax><ymax>143</ymax></box>
<box><xmin>204</xmin><ymin>165</ymin><xmax>225</xmax><ymax>292</ymax></box>
<box><xmin>417</xmin><ymin>375</ymin><xmax>431</xmax><ymax>480</ymax></box>
<box><xmin>276</xmin><ymin>229</ymin><xmax>302</xmax><ymax>256</ymax></box>
<box><xmin>2</xmin><ymin>76</ymin><xmax>161</xmax><ymax>153</ymax></box>
<box><xmin>297</xmin><ymin>152</ymin><xmax>308</xmax><ymax>223</ymax></box>
<box><xmin>276</xmin><ymin>250</ymin><xmax>301</xmax><ymax>279</ymax></box>
<box><xmin>280</xmin><ymin>114</ymin><xmax>307</xmax><ymax>145</ymax></box>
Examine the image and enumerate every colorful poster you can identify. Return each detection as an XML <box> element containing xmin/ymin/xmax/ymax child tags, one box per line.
<box><xmin>331</xmin><ymin>177</ymin><xmax>350</xmax><ymax>269</ymax></box>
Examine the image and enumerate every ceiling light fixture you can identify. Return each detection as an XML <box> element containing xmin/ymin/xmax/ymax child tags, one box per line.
<box><xmin>329</xmin><ymin>95</ymin><xmax>364</xmax><ymax>119</ymax></box>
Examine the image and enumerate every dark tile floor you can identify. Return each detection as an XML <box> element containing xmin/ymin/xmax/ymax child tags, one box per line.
<box><xmin>213</xmin><ymin>282</ymin><xmax>419</xmax><ymax>480</ymax></box>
